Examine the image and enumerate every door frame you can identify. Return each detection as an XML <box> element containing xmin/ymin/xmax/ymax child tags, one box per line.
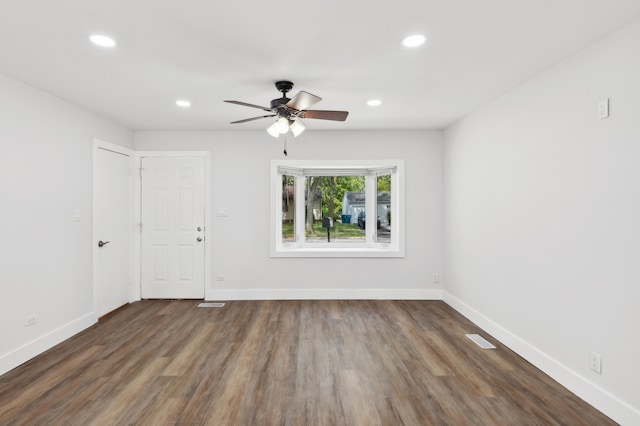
<box><xmin>92</xmin><ymin>138</ymin><xmax>136</xmax><ymax>315</ymax></box>
<box><xmin>133</xmin><ymin>151</ymin><xmax>212</xmax><ymax>301</ymax></box>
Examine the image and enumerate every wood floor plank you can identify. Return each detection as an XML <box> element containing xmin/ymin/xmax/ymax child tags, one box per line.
<box><xmin>0</xmin><ymin>300</ymin><xmax>616</xmax><ymax>425</ymax></box>
<box><xmin>0</xmin><ymin>344</ymin><xmax>104</xmax><ymax>420</ymax></box>
<box><xmin>162</xmin><ymin>322</ymin><xmax>219</xmax><ymax>376</ymax></box>
<box><xmin>138</xmin><ymin>396</ymin><xmax>186</xmax><ymax>426</ymax></box>
<box><xmin>338</xmin><ymin>369</ymin><xmax>383</xmax><ymax>426</ymax></box>
<box><xmin>89</xmin><ymin>356</ymin><xmax>171</xmax><ymax>425</ymax></box>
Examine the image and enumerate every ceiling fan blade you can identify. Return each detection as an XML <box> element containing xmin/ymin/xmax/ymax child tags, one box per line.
<box><xmin>230</xmin><ymin>114</ymin><xmax>276</xmax><ymax>124</ymax></box>
<box><xmin>300</xmin><ymin>110</ymin><xmax>349</xmax><ymax>121</ymax></box>
<box><xmin>224</xmin><ymin>100</ymin><xmax>273</xmax><ymax>112</ymax></box>
<box><xmin>286</xmin><ymin>91</ymin><xmax>322</xmax><ymax>111</ymax></box>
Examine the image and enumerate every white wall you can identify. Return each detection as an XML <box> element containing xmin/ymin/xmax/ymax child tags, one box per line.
<box><xmin>0</xmin><ymin>73</ymin><xmax>133</xmax><ymax>375</ymax></box>
<box><xmin>135</xmin><ymin>130</ymin><xmax>443</xmax><ymax>300</ymax></box>
<box><xmin>443</xmin><ymin>18</ymin><xmax>640</xmax><ymax>424</ymax></box>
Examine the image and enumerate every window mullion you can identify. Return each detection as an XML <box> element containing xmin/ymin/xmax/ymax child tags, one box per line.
<box><xmin>365</xmin><ymin>174</ymin><xmax>377</xmax><ymax>245</ymax></box>
<box><xmin>390</xmin><ymin>172</ymin><xmax>397</xmax><ymax>247</ymax></box>
<box><xmin>276</xmin><ymin>172</ymin><xmax>284</xmax><ymax>246</ymax></box>
<box><xmin>295</xmin><ymin>175</ymin><xmax>306</xmax><ymax>244</ymax></box>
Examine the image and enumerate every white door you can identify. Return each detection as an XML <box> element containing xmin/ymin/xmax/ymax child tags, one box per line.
<box><xmin>141</xmin><ymin>156</ymin><xmax>205</xmax><ymax>299</ymax></box>
<box><xmin>94</xmin><ymin>146</ymin><xmax>131</xmax><ymax>317</ymax></box>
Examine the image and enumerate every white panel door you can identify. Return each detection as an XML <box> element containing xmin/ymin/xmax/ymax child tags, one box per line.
<box><xmin>141</xmin><ymin>157</ymin><xmax>205</xmax><ymax>298</ymax></box>
<box><xmin>94</xmin><ymin>146</ymin><xmax>131</xmax><ymax>317</ymax></box>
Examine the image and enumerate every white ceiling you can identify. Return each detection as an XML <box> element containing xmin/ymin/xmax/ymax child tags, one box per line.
<box><xmin>1</xmin><ymin>0</ymin><xmax>639</xmax><ymax>131</ymax></box>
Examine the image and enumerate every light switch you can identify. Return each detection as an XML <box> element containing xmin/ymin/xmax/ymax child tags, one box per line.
<box><xmin>74</xmin><ymin>209</ymin><xmax>81</xmax><ymax>222</ymax></box>
<box><xmin>597</xmin><ymin>98</ymin><xmax>609</xmax><ymax>119</ymax></box>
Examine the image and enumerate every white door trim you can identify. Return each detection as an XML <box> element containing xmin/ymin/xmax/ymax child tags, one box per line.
<box><xmin>92</xmin><ymin>138</ymin><xmax>136</xmax><ymax>314</ymax></box>
<box><xmin>133</xmin><ymin>151</ymin><xmax>211</xmax><ymax>301</ymax></box>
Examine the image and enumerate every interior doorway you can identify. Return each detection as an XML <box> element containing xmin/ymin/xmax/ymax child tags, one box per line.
<box><xmin>93</xmin><ymin>140</ymin><xmax>133</xmax><ymax>317</ymax></box>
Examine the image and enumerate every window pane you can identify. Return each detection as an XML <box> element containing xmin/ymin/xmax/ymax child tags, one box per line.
<box><xmin>377</xmin><ymin>174</ymin><xmax>391</xmax><ymax>244</ymax></box>
<box><xmin>282</xmin><ymin>175</ymin><xmax>295</xmax><ymax>243</ymax></box>
<box><xmin>304</xmin><ymin>176</ymin><xmax>366</xmax><ymax>243</ymax></box>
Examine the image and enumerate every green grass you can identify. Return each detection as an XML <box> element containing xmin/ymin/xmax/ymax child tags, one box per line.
<box><xmin>282</xmin><ymin>221</ymin><xmax>364</xmax><ymax>240</ymax></box>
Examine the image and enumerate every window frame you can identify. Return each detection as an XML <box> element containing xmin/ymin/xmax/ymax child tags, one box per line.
<box><xmin>271</xmin><ymin>159</ymin><xmax>405</xmax><ymax>258</ymax></box>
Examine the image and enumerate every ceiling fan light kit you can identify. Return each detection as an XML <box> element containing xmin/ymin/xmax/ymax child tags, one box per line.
<box><xmin>276</xmin><ymin>117</ymin><xmax>290</xmax><ymax>134</ymax></box>
<box><xmin>224</xmin><ymin>81</ymin><xmax>349</xmax><ymax>138</ymax></box>
<box><xmin>266</xmin><ymin>122</ymin><xmax>280</xmax><ymax>137</ymax></box>
<box><xmin>289</xmin><ymin>118</ymin><xmax>305</xmax><ymax>137</ymax></box>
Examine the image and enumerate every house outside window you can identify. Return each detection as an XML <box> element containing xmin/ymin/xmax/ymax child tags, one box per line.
<box><xmin>271</xmin><ymin>160</ymin><xmax>404</xmax><ymax>257</ymax></box>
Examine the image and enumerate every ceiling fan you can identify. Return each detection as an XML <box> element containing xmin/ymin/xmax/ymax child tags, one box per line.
<box><xmin>224</xmin><ymin>81</ymin><xmax>349</xmax><ymax>138</ymax></box>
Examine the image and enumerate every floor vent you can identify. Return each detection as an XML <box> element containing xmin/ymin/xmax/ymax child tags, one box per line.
<box><xmin>465</xmin><ymin>333</ymin><xmax>496</xmax><ymax>349</ymax></box>
<box><xmin>198</xmin><ymin>302</ymin><xmax>225</xmax><ymax>308</ymax></box>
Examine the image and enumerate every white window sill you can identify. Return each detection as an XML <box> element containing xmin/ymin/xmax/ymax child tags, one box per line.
<box><xmin>271</xmin><ymin>246</ymin><xmax>404</xmax><ymax>258</ymax></box>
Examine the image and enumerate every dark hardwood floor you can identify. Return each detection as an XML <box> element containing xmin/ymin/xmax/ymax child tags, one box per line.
<box><xmin>0</xmin><ymin>300</ymin><xmax>615</xmax><ymax>425</ymax></box>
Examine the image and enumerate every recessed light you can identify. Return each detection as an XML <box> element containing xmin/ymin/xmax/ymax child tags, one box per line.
<box><xmin>367</xmin><ymin>99</ymin><xmax>382</xmax><ymax>107</ymax></box>
<box><xmin>89</xmin><ymin>34</ymin><xmax>116</xmax><ymax>48</ymax></box>
<box><xmin>176</xmin><ymin>100</ymin><xmax>191</xmax><ymax>108</ymax></box>
<box><xmin>402</xmin><ymin>34</ymin><xmax>426</xmax><ymax>48</ymax></box>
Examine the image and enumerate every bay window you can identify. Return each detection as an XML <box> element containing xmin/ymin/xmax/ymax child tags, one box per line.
<box><xmin>271</xmin><ymin>160</ymin><xmax>404</xmax><ymax>257</ymax></box>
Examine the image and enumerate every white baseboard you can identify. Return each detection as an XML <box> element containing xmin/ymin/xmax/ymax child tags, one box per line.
<box><xmin>206</xmin><ymin>288</ymin><xmax>443</xmax><ymax>301</ymax></box>
<box><xmin>442</xmin><ymin>291</ymin><xmax>640</xmax><ymax>426</ymax></box>
<box><xmin>0</xmin><ymin>312</ymin><xmax>97</xmax><ymax>377</ymax></box>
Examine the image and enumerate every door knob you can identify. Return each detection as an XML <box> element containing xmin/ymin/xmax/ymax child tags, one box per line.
<box><xmin>196</xmin><ymin>237</ymin><xmax>203</xmax><ymax>242</ymax></box>
<box><xmin>98</xmin><ymin>240</ymin><xmax>110</xmax><ymax>248</ymax></box>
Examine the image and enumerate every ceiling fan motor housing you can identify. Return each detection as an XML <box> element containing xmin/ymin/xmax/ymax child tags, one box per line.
<box><xmin>270</xmin><ymin>97</ymin><xmax>290</xmax><ymax>109</ymax></box>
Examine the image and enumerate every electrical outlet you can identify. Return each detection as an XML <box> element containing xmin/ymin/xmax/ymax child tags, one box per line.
<box><xmin>590</xmin><ymin>350</ymin><xmax>602</xmax><ymax>374</ymax></box>
<box><xmin>24</xmin><ymin>315</ymin><xmax>37</xmax><ymax>327</ymax></box>
<box><xmin>216</xmin><ymin>275</ymin><xmax>225</xmax><ymax>281</ymax></box>
<box><xmin>432</xmin><ymin>273</ymin><xmax>440</xmax><ymax>283</ymax></box>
